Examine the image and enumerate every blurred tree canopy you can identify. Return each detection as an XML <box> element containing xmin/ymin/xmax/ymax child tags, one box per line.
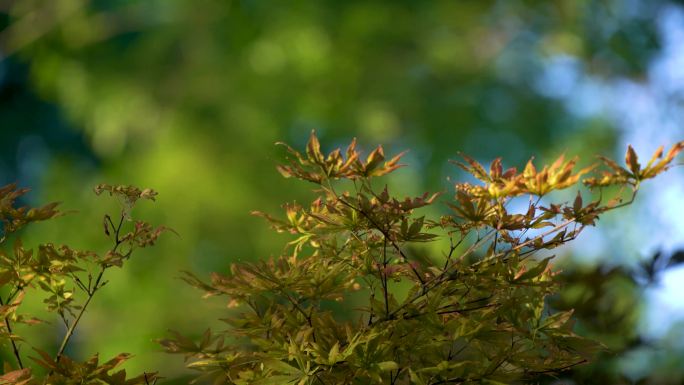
<box><xmin>1</xmin><ymin>0</ymin><xmax>684</xmax><ymax>383</ymax></box>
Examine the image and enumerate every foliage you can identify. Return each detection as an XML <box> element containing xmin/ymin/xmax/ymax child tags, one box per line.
<box><xmin>2</xmin><ymin>0</ymin><xmax>681</xmax><ymax>379</ymax></box>
<box><xmin>0</xmin><ymin>183</ymin><xmax>170</xmax><ymax>384</ymax></box>
<box><xmin>163</xmin><ymin>132</ymin><xmax>683</xmax><ymax>384</ymax></box>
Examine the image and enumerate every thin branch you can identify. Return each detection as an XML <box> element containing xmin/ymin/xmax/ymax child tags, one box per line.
<box><xmin>381</xmin><ymin>236</ymin><xmax>389</xmax><ymax>318</ymax></box>
<box><xmin>510</xmin><ymin>218</ymin><xmax>576</xmax><ymax>252</ymax></box>
<box><xmin>53</xmin><ymin>211</ymin><xmax>125</xmax><ymax>365</ymax></box>
<box><xmin>0</xmin><ymin>295</ymin><xmax>23</xmax><ymax>369</ymax></box>
<box><xmin>71</xmin><ymin>274</ymin><xmax>89</xmax><ymax>294</ymax></box>
<box><xmin>54</xmin><ymin>265</ymin><xmax>106</xmax><ymax>364</ymax></box>
<box><xmin>59</xmin><ymin>312</ymin><xmax>70</xmax><ymax>329</ymax></box>
<box><xmin>525</xmin><ymin>359</ymin><xmax>588</xmax><ymax>376</ymax></box>
<box><xmin>444</xmin><ymin>233</ymin><xmax>466</xmax><ymax>269</ymax></box>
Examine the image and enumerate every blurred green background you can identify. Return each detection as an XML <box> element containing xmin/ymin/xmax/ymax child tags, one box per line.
<box><xmin>1</xmin><ymin>0</ymin><xmax>684</xmax><ymax>383</ymax></box>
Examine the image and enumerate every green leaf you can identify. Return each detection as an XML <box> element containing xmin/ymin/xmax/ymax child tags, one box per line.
<box><xmin>328</xmin><ymin>342</ymin><xmax>340</xmax><ymax>364</ymax></box>
<box><xmin>377</xmin><ymin>361</ymin><xmax>399</xmax><ymax>371</ymax></box>
<box><xmin>514</xmin><ymin>256</ymin><xmax>553</xmax><ymax>282</ymax></box>
<box><xmin>409</xmin><ymin>368</ymin><xmax>426</xmax><ymax>385</ymax></box>
<box><xmin>261</xmin><ymin>358</ymin><xmax>302</xmax><ymax>376</ymax></box>
<box><xmin>186</xmin><ymin>359</ymin><xmax>223</xmax><ymax>368</ymax></box>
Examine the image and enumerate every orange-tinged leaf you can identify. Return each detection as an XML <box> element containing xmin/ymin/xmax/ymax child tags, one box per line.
<box><xmin>385</xmin><ymin>150</ymin><xmax>407</xmax><ymax>168</ymax></box>
<box><xmin>664</xmin><ymin>140</ymin><xmax>684</xmax><ymax>163</ymax></box>
<box><xmin>573</xmin><ymin>191</ymin><xmax>583</xmax><ymax>212</ymax></box>
<box><xmin>502</xmin><ymin>167</ymin><xmax>517</xmax><ymax>179</ymax></box>
<box><xmin>490</xmin><ymin>158</ymin><xmax>502</xmax><ymax>179</ymax></box>
<box><xmin>275</xmin><ymin>165</ymin><xmax>293</xmax><ymax>178</ymax></box>
<box><xmin>454</xmin><ymin>153</ymin><xmax>490</xmax><ymax>182</ymax></box>
<box><xmin>523</xmin><ymin>158</ymin><xmax>537</xmax><ymax>178</ymax></box>
<box><xmin>305</xmin><ymin>130</ymin><xmax>323</xmax><ymax>164</ymax></box>
<box><xmin>597</xmin><ymin>155</ymin><xmax>624</xmax><ymax>173</ymax></box>
<box><xmin>100</xmin><ymin>352</ymin><xmax>132</xmax><ymax>371</ymax></box>
<box><xmin>365</xmin><ymin>146</ymin><xmax>385</xmax><ymax>170</ymax></box>
<box><xmin>345</xmin><ymin>137</ymin><xmax>358</xmax><ymax>159</ymax></box>
<box><xmin>641</xmin><ymin>141</ymin><xmax>684</xmax><ymax>179</ymax></box>
<box><xmin>0</xmin><ymin>368</ymin><xmax>31</xmax><ymax>382</ymax></box>
<box><xmin>644</xmin><ymin>145</ymin><xmax>664</xmax><ymax>170</ymax></box>
<box><xmin>340</xmin><ymin>139</ymin><xmax>360</xmax><ymax>174</ymax></box>
<box><xmin>625</xmin><ymin>145</ymin><xmax>640</xmax><ymax>175</ymax></box>
<box><xmin>550</xmin><ymin>154</ymin><xmax>566</xmax><ymax>172</ymax></box>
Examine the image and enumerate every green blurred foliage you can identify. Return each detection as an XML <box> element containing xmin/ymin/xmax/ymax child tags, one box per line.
<box><xmin>0</xmin><ymin>0</ymin><xmax>681</xmax><ymax>383</ymax></box>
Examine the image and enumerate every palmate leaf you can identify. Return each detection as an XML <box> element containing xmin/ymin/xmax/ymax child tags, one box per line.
<box><xmin>0</xmin><ymin>184</ymin><xmax>61</xmax><ymax>243</ymax></box>
<box><xmin>585</xmin><ymin>141</ymin><xmax>684</xmax><ymax>187</ymax></box>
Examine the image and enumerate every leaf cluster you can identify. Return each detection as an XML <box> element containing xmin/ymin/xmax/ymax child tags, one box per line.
<box><xmin>162</xmin><ymin>132</ymin><xmax>684</xmax><ymax>384</ymax></box>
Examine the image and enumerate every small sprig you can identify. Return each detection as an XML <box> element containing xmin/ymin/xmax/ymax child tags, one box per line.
<box><xmin>0</xmin><ymin>183</ymin><xmax>167</xmax><ymax>384</ymax></box>
<box><xmin>584</xmin><ymin>141</ymin><xmax>684</xmax><ymax>187</ymax></box>
<box><xmin>53</xmin><ymin>184</ymin><xmax>171</xmax><ymax>365</ymax></box>
<box><xmin>276</xmin><ymin>130</ymin><xmax>406</xmax><ymax>183</ymax></box>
